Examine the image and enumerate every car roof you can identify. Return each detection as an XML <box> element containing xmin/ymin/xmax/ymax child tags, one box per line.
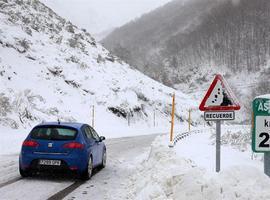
<box><xmin>35</xmin><ymin>122</ymin><xmax>86</xmax><ymax>130</ymax></box>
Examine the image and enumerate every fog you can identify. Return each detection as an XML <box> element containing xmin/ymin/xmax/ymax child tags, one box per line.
<box><xmin>41</xmin><ymin>0</ymin><xmax>171</xmax><ymax>36</ymax></box>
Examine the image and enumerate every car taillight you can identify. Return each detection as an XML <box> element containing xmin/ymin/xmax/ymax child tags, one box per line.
<box><xmin>23</xmin><ymin>140</ymin><xmax>39</xmax><ymax>147</ymax></box>
<box><xmin>63</xmin><ymin>142</ymin><xmax>84</xmax><ymax>149</ymax></box>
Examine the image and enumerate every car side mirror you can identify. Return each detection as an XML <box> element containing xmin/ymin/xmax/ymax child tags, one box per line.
<box><xmin>99</xmin><ymin>136</ymin><xmax>106</xmax><ymax>141</ymax></box>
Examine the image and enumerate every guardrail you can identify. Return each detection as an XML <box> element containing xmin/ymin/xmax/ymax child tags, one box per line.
<box><xmin>173</xmin><ymin>130</ymin><xmax>202</xmax><ymax>145</ymax></box>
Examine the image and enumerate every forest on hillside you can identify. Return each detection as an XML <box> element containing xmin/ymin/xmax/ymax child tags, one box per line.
<box><xmin>103</xmin><ymin>0</ymin><xmax>270</xmax><ymax>89</ymax></box>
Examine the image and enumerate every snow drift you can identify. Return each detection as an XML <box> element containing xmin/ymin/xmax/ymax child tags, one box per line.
<box><xmin>127</xmin><ymin>135</ymin><xmax>270</xmax><ymax>200</ymax></box>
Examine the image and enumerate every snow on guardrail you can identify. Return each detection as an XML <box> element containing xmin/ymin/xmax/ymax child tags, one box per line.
<box><xmin>173</xmin><ymin>130</ymin><xmax>202</xmax><ymax>145</ymax></box>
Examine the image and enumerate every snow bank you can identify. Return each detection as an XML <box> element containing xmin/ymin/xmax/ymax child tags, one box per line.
<box><xmin>172</xmin><ymin>165</ymin><xmax>270</xmax><ymax>200</ymax></box>
<box><xmin>255</xmin><ymin>94</ymin><xmax>270</xmax><ymax>99</ymax></box>
<box><xmin>128</xmin><ymin>135</ymin><xmax>270</xmax><ymax>200</ymax></box>
<box><xmin>0</xmin><ymin>126</ymin><xmax>30</xmax><ymax>155</ymax></box>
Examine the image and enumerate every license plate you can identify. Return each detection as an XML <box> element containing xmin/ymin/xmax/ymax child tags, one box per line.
<box><xmin>39</xmin><ymin>159</ymin><xmax>61</xmax><ymax>166</ymax></box>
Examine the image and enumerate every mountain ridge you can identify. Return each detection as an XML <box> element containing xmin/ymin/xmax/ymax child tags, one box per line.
<box><xmin>103</xmin><ymin>0</ymin><xmax>270</xmax><ymax>122</ymax></box>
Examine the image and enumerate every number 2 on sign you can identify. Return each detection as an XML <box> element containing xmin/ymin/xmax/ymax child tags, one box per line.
<box><xmin>259</xmin><ymin>132</ymin><xmax>270</xmax><ymax>148</ymax></box>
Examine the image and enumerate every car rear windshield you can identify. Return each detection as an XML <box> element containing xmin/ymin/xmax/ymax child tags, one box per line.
<box><xmin>30</xmin><ymin>126</ymin><xmax>77</xmax><ymax>140</ymax></box>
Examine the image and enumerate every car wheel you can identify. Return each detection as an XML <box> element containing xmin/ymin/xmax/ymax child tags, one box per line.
<box><xmin>101</xmin><ymin>150</ymin><xmax>106</xmax><ymax>168</ymax></box>
<box><xmin>19</xmin><ymin>166</ymin><xmax>30</xmax><ymax>177</ymax></box>
<box><xmin>81</xmin><ymin>156</ymin><xmax>93</xmax><ymax>180</ymax></box>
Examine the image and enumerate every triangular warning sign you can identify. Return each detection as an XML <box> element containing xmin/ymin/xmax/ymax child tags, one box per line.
<box><xmin>199</xmin><ymin>74</ymin><xmax>241</xmax><ymax>111</ymax></box>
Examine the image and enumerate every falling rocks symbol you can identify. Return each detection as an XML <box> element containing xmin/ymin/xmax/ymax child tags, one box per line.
<box><xmin>221</xmin><ymin>91</ymin><xmax>233</xmax><ymax>106</ymax></box>
<box><xmin>199</xmin><ymin>74</ymin><xmax>240</xmax><ymax>111</ymax></box>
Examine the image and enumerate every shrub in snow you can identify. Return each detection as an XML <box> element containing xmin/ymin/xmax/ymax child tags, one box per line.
<box><xmin>211</xmin><ymin>127</ymin><xmax>251</xmax><ymax>152</ymax></box>
<box><xmin>23</xmin><ymin>27</ymin><xmax>32</xmax><ymax>36</ymax></box>
<box><xmin>12</xmin><ymin>90</ymin><xmax>43</xmax><ymax>124</ymax></box>
<box><xmin>135</xmin><ymin>91</ymin><xmax>149</xmax><ymax>102</ymax></box>
<box><xmin>16</xmin><ymin>38</ymin><xmax>30</xmax><ymax>53</ymax></box>
<box><xmin>64</xmin><ymin>80</ymin><xmax>81</xmax><ymax>88</ymax></box>
<box><xmin>221</xmin><ymin>130</ymin><xmax>250</xmax><ymax>151</ymax></box>
<box><xmin>66</xmin><ymin>55</ymin><xmax>79</xmax><ymax>64</ymax></box>
<box><xmin>97</xmin><ymin>54</ymin><xmax>106</xmax><ymax>63</ymax></box>
<box><xmin>79</xmin><ymin>62</ymin><xmax>88</xmax><ymax>69</ymax></box>
<box><xmin>65</xmin><ymin>22</ymin><xmax>75</xmax><ymax>33</ymax></box>
<box><xmin>22</xmin><ymin>16</ymin><xmax>30</xmax><ymax>24</ymax></box>
<box><xmin>55</xmin><ymin>36</ymin><xmax>63</xmax><ymax>44</ymax></box>
<box><xmin>0</xmin><ymin>93</ymin><xmax>11</xmax><ymax>116</ymax></box>
<box><xmin>0</xmin><ymin>118</ymin><xmax>18</xmax><ymax>129</ymax></box>
<box><xmin>105</xmin><ymin>53</ymin><xmax>115</xmax><ymax>62</ymax></box>
<box><xmin>108</xmin><ymin>107</ymin><xmax>127</xmax><ymax>118</ymax></box>
<box><xmin>67</xmin><ymin>35</ymin><xmax>86</xmax><ymax>53</ymax></box>
<box><xmin>67</xmin><ymin>38</ymin><xmax>78</xmax><ymax>48</ymax></box>
<box><xmin>47</xmin><ymin>66</ymin><xmax>63</xmax><ymax>77</ymax></box>
<box><xmin>15</xmin><ymin>0</ymin><xmax>23</xmax><ymax>5</ymax></box>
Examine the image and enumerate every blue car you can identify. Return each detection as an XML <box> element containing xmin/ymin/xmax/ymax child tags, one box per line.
<box><xmin>19</xmin><ymin>122</ymin><xmax>106</xmax><ymax>180</ymax></box>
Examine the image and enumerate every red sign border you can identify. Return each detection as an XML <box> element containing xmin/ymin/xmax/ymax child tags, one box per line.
<box><xmin>199</xmin><ymin>74</ymin><xmax>241</xmax><ymax>111</ymax></box>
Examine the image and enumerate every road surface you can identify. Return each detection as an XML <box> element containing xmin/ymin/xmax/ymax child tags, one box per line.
<box><xmin>0</xmin><ymin>134</ymin><xmax>159</xmax><ymax>200</ymax></box>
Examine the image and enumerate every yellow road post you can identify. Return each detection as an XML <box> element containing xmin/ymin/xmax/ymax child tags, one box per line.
<box><xmin>169</xmin><ymin>93</ymin><xmax>175</xmax><ymax>147</ymax></box>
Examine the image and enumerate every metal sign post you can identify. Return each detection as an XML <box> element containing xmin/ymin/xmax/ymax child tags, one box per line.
<box><xmin>252</xmin><ymin>96</ymin><xmax>270</xmax><ymax>177</ymax></box>
<box><xmin>216</xmin><ymin>120</ymin><xmax>221</xmax><ymax>172</ymax></box>
<box><xmin>199</xmin><ymin>74</ymin><xmax>241</xmax><ymax>173</ymax></box>
<box><xmin>265</xmin><ymin>152</ymin><xmax>270</xmax><ymax>176</ymax></box>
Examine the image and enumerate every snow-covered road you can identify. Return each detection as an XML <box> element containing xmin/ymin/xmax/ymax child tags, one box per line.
<box><xmin>1</xmin><ymin>125</ymin><xmax>267</xmax><ymax>200</ymax></box>
<box><xmin>0</xmin><ymin>134</ymin><xmax>159</xmax><ymax>200</ymax></box>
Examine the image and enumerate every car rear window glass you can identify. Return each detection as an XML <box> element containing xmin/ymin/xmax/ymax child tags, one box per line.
<box><xmin>30</xmin><ymin>126</ymin><xmax>77</xmax><ymax>140</ymax></box>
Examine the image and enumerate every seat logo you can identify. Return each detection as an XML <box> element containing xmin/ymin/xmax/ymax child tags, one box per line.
<box><xmin>48</xmin><ymin>143</ymin><xmax>53</xmax><ymax>148</ymax></box>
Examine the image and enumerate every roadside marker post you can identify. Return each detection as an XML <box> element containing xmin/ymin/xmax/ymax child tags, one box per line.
<box><xmin>252</xmin><ymin>96</ymin><xmax>270</xmax><ymax>177</ymax></box>
<box><xmin>188</xmin><ymin>109</ymin><xmax>191</xmax><ymax>132</ymax></box>
<box><xmin>92</xmin><ymin>105</ymin><xmax>95</xmax><ymax>128</ymax></box>
<box><xmin>153</xmin><ymin>108</ymin><xmax>156</xmax><ymax>127</ymax></box>
<box><xmin>199</xmin><ymin>74</ymin><xmax>240</xmax><ymax>172</ymax></box>
<box><xmin>169</xmin><ymin>93</ymin><xmax>175</xmax><ymax>148</ymax></box>
<box><xmin>127</xmin><ymin>113</ymin><xmax>130</xmax><ymax>126</ymax></box>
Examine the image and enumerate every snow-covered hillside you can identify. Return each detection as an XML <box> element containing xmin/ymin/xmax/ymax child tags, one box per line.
<box><xmin>103</xmin><ymin>0</ymin><xmax>270</xmax><ymax>124</ymax></box>
<box><xmin>0</xmin><ymin>0</ymin><xmax>197</xmax><ymax>136</ymax></box>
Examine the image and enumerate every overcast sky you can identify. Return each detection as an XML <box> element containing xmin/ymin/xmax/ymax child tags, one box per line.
<box><xmin>41</xmin><ymin>0</ymin><xmax>172</xmax><ymax>37</ymax></box>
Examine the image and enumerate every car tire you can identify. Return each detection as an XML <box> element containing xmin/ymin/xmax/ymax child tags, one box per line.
<box><xmin>19</xmin><ymin>166</ymin><xmax>30</xmax><ymax>177</ymax></box>
<box><xmin>81</xmin><ymin>156</ymin><xmax>93</xmax><ymax>180</ymax></box>
<box><xmin>101</xmin><ymin>150</ymin><xmax>106</xmax><ymax>168</ymax></box>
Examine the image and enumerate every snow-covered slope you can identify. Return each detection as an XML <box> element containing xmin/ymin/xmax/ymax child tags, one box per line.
<box><xmin>103</xmin><ymin>0</ymin><xmax>270</xmax><ymax>124</ymax></box>
<box><xmin>0</xmin><ymin>0</ymin><xmax>197</xmax><ymax>136</ymax></box>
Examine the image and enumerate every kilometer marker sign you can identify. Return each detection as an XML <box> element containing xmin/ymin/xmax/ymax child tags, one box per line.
<box><xmin>252</xmin><ymin>95</ymin><xmax>270</xmax><ymax>177</ymax></box>
<box><xmin>252</xmin><ymin>96</ymin><xmax>270</xmax><ymax>152</ymax></box>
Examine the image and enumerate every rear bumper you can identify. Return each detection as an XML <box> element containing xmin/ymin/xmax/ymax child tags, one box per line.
<box><xmin>19</xmin><ymin>151</ymin><xmax>88</xmax><ymax>173</ymax></box>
